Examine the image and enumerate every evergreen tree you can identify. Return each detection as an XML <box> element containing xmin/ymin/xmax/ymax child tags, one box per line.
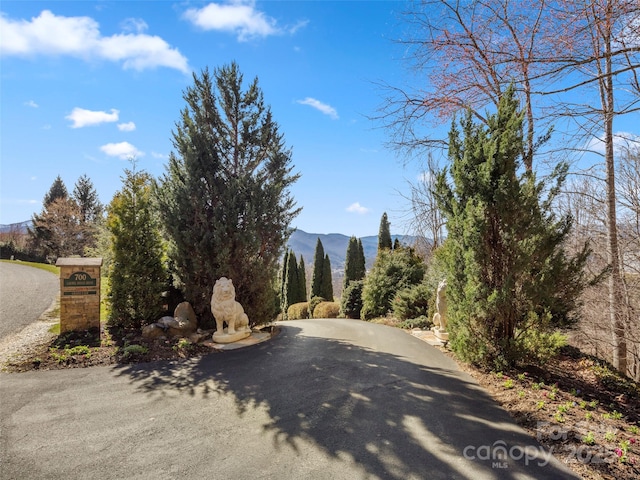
<box><xmin>43</xmin><ymin>175</ymin><xmax>68</xmax><ymax>206</ymax></box>
<box><xmin>311</xmin><ymin>238</ymin><xmax>326</xmax><ymax>298</ymax></box>
<box><xmin>357</xmin><ymin>238</ymin><xmax>366</xmax><ymax>278</ymax></box>
<box><xmin>283</xmin><ymin>250</ymin><xmax>299</xmax><ymax>316</ymax></box>
<box><xmin>322</xmin><ymin>254</ymin><xmax>333</xmax><ymax>300</ymax></box>
<box><xmin>72</xmin><ymin>174</ymin><xmax>104</xmax><ymax>254</ymax></box>
<box><xmin>72</xmin><ymin>174</ymin><xmax>103</xmax><ymax>223</ymax></box>
<box><xmin>433</xmin><ymin>87</ymin><xmax>590</xmax><ymax>368</ymax></box>
<box><xmin>378</xmin><ymin>212</ymin><xmax>392</xmax><ymax>252</ymax></box>
<box><xmin>344</xmin><ymin>235</ymin><xmax>366</xmax><ymax>288</ymax></box>
<box><xmin>107</xmin><ymin>165</ymin><xmax>166</xmax><ymax>329</ymax></box>
<box><xmin>361</xmin><ymin>247</ymin><xmax>426</xmax><ymax>320</ymax></box>
<box><xmin>156</xmin><ymin>63</ymin><xmax>300</xmax><ymax>325</ymax></box>
<box><xmin>279</xmin><ymin>249</ymin><xmax>289</xmax><ymax>315</ymax></box>
<box><xmin>298</xmin><ymin>255</ymin><xmax>307</xmax><ymax>302</ymax></box>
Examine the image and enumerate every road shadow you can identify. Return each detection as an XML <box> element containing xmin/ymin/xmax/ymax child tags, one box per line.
<box><xmin>111</xmin><ymin>323</ymin><xmax>579</xmax><ymax>479</ymax></box>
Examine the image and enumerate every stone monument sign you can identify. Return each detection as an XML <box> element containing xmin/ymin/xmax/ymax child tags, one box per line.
<box><xmin>55</xmin><ymin>257</ymin><xmax>102</xmax><ymax>333</ymax></box>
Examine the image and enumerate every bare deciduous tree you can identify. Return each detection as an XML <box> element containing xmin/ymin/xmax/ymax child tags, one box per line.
<box><xmin>385</xmin><ymin>0</ymin><xmax>640</xmax><ymax>373</ymax></box>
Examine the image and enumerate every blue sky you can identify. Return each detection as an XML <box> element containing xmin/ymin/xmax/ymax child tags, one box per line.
<box><xmin>0</xmin><ymin>0</ymin><xmax>432</xmax><ymax>237</ymax></box>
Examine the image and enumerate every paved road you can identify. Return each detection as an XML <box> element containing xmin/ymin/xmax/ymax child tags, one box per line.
<box><xmin>0</xmin><ymin>319</ymin><xmax>579</xmax><ymax>480</ymax></box>
<box><xmin>0</xmin><ymin>262</ymin><xmax>58</xmax><ymax>339</ymax></box>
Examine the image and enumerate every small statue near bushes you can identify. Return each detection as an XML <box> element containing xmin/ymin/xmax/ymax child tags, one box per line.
<box><xmin>432</xmin><ymin>279</ymin><xmax>449</xmax><ymax>342</ymax></box>
<box><xmin>211</xmin><ymin>277</ymin><xmax>251</xmax><ymax>343</ymax></box>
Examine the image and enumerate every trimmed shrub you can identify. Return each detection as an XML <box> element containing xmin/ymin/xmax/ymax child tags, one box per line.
<box><xmin>392</xmin><ymin>283</ymin><xmax>432</xmax><ymax>321</ymax></box>
<box><xmin>287</xmin><ymin>302</ymin><xmax>309</xmax><ymax>320</ymax></box>
<box><xmin>313</xmin><ymin>302</ymin><xmax>340</xmax><ymax>318</ymax></box>
<box><xmin>341</xmin><ymin>280</ymin><xmax>364</xmax><ymax>319</ymax></box>
<box><xmin>308</xmin><ymin>296</ymin><xmax>326</xmax><ymax>318</ymax></box>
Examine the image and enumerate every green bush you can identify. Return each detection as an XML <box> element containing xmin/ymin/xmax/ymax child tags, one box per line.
<box><xmin>341</xmin><ymin>280</ymin><xmax>364</xmax><ymax>319</ymax></box>
<box><xmin>308</xmin><ymin>296</ymin><xmax>326</xmax><ymax>318</ymax></box>
<box><xmin>361</xmin><ymin>248</ymin><xmax>426</xmax><ymax>320</ymax></box>
<box><xmin>397</xmin><ymin>315</ymin><xmax>432</xmax><ymax>330</ymax></box>
<box><xmin>392</xmin><ymin>283</ymin><xmax>432</xmax><ymax>321</ymax></box>
<box><xmin>287</xmin><ymin>302</ymin><xmax>309</xmax><ymax>320</ymax></box>
<box><xmin>313</xmin><ymin>302</ymin><xmax>340</xmax><ymax>318</ymax></box>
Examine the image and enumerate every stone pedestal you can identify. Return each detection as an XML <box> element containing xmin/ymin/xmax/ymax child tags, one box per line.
<box><xmin>212</xmin><ymin>329</ymin><xmax>251</xmax><ymax>344</ymax></box>
<box><xmin>55</xmin><ymin>258</ymin><xmax>102</xmax><ymax>334</ymax></box>
<box><xmin>432</xmin><ymin>328</ymin><xmax>449</xmax><ymax>342</ymax></box>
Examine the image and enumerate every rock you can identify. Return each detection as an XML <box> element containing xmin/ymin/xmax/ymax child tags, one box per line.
<box><xmin>173</xmin><ymin>302</ymin><xmax>197</xmax><ymax>335</ymax></box>
<box><xmin>142</xmin><ymin>324</ymin><xmax>166</xmax><ymax>339</ymax></box>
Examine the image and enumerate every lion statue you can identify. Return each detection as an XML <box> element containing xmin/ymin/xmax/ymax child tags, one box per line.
<box><xmin>211</xmin><ymin>277</ymin><xmax>250</xmax><ymax>340</ymax></box>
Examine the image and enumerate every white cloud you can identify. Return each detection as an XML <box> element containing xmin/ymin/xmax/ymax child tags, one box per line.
<box><xmin>121</xmin><ymin>18</ymin><xmax>148</xmax><ymax>34</ymax></box>
<box><xmin>296</xmin><ymin>97</ymin><xmax>339</xmax><ymax>120</ymax></box>
<box><xmin>346</xmin><ymin>202</ymin><xmax>370</xmax><ymax>215</ymax></box>
<box><xmin>151</xmin><ymin>151</ymin><xmax>167</xmax><ymax>159</ymax></box>
<box><xmin>586</xmin><ymin>132</ymin><xmax>640</xmax><ymax>154</ymax></box>
<box><xmin>0</xmin><ymin>10</ymin><xmax>189</xmax><ymax>73</ymax></box>
<box><xmin>117</xmin><ymin>121</ymin><xmax>136</xmax><ymax>132</ymax></box>
<box><xmin>100</xmin><ymin>141</ymin><xmax>144</xmax><ymax>159</ymax></box>
<box><xmin>66</xmin><ymin>107</ymin><xmax>119</xmax><ymax>128</ymax></box>
<box><xmin>183</xmin><ymin>1</ymin><xmax>279</xmax><ymax>41</ymax></box>
<box><xmin>24</xmin><ymin>100</ymin><xmax>38</xmax><ymax>108</ymax></box>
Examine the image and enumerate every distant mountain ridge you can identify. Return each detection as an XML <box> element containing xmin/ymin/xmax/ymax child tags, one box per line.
<box><xmin>0</xmin><ymin>221</ymin><xmax>416</xmax><ymax>275</ymax></box>
<box><xmin>287</xmin><ymin>229</ymin><xmax>418</xmax><ymax>273</ymax></box>
<box><xmin>0</xmin><ymin>221</ymin><xmax>31</xmax><ymax>234</ymax></box>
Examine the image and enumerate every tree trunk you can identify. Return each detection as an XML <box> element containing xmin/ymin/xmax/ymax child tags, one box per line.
<box><xmin>601</xmin><ymin>7</ymin><xmax>626</xmax><ymax>373</ymax></box>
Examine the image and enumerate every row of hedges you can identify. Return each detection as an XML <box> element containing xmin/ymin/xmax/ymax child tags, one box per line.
<box><xmin>287</xmin><ymin>299</ymin><xmax>341</xmax><ymax>320</ymax></box>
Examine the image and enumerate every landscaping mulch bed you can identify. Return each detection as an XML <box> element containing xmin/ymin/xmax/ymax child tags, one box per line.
<box><xmin>448</xmin><ymin>345</ymin><xmax>640</xmax><ymax>480</ymax></box>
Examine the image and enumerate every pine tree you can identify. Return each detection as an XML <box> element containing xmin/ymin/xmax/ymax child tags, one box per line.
<box><xmin>322</xmin><ymin>254</ymin><xmax>333</xmax><ymax>301</ymax></box>
<box><xmin>72</xmin><ymin>174</ymin><xmax>104</xmax><ymax>254</ymax></box>
<box><xmin>72</xmin><ymin>174</ymin><xmax>103</xmax><ymax>223</ymax></box>
<box><xmin>156</xmin><ymin>63</ymin><xmax>300</xmax><ymax>326</ymax></box>
<box><xmin>43</xmin><ymin>175</ymin><xmax>68</xmax><ymax>206</ymax></box>
<box><xmin>107</xmin><ymin>165</ymin><xmax>166</xmax><ymax>329</ymax></box>
<box><xmin>311</xmin><ymin>238</ymin><xmax>326</xmax><ymax>299</ymax></box>
<box><xmin>433</xmin><ymin>86</ymin><xmax>590</xmax><ymax>368</ymax></box>
<box><xmin>298</xmin><ymin>255</ymin><xmax>307</xmax><ymax>302</ymax></box>
<box><xmin>378</xmin><ymin>212</ymin><xmax>392</xmax><ymax>253</ymax></box>
<box><xmin>344</xmin><ymin>235</ymin><xmax>366</xmax><ymax>288</ymax></box>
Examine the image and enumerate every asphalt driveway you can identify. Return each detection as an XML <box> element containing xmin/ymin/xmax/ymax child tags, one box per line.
<box><xmin>0</xmin><ymin>261</ymin><xmax>58</xmax><ymax>340</ymax></box>
<box><xmin>0</xmin><ymin>319</ymin><xmax>579</xmax><ymax>479</ymax></box>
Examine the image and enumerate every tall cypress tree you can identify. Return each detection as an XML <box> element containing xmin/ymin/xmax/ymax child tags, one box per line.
<box><xmin>156</xmin><ymin>63</ymin><xmax>301</xmax><ymax>326</ymax></box>
<box><xmin>311</xmin><ymin>238</ymin><xmax>326</xmax><ymax>298</ymax></box>
<box><xmin>378</xmin><ymin>212</ymin><xmax>392</xmax><ymax>253</ymax></box>
<box><xmin>434</xmin><ymin>86</ymin><xmax>590</xmax><ymax>368</ymax></box>
<box><xmin>322</xmin><ymin>254</ymin><xmax>333</xmax><ymax>301</ymax></box>
<box><xmin>283</xmin><ymin>250</ymin><xmax>299</xmax><ymax>317</ymax></box>
<box><xmin>357</xmin><ymin>238</ymin><xmax>366</xmax><ymax>279</ymax></box>
<box><xmin>344</xmin><ymin>235</ymin><xmax>366</xmax><ymax>288</ymax></box>
<box><xmin>298</xmin><ymin>255</ymin><xmax>307</xmax><ymax>302</ymax></box>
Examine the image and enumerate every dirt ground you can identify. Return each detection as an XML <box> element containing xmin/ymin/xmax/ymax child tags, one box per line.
<box><xmin>2</xmin><ymin>323</ymin><xmax>639</xmax><ymax>480</ymax></box>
